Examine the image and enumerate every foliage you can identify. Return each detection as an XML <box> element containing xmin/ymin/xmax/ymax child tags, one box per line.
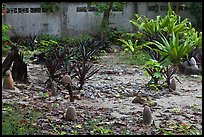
<box><xmin>183</xmin><ymin>28</ymin><xmax>202</xmax><ymax>49</ymax></box>
<box><xmin>87</xmin><ymin>119</ymin><xmax>113</xmax><ymax>135</ymax></box>
<box><xmin>40</xmin><ymin>2</ymin><xmax>60</xmax><ymax>13</ymax></box>
<box><xmin>91</xmin><ymin>2</ymin><xmax>125</xmax><ymax>13</ymax></box>
<box><xmin>2</xmin><ymin>103</ymin><xmax>42</xmax><ymax>135</ymax></box>
<box><xmin>77</xmin><ymin>38</ymin><xmax>102</xmax><ymax>62</ymax></box>
<box><xmin>38</xmin><ymin>33</ymin><xmax>93</xmax><ymax>47</ymax></box>
<box><xmin>118</xmin><ymin>38</ymin><xmax>153</xmax><ymax>56</ymax></box>
<box><xmin>144</xmin><ymin>59</ymin><xmax>165</xmax><ymax>88</ymax></box>
<box><xmin>149</xmin><ymin>50</ymin><xmax>168</xmax><ymax>63</ymax></box>
<box><xmin>153</xmin><ymin>32</ymin><xmax>196</xmax><ymax>67</ymax></box>
<box><xmin>122</xmin><ymin>50</ymin><xmax>151</xmax><ymax>66</ymax></box>
<box><xmin>18</xmin><ymin>35</ymin><xmax>38</xmax><ymax>51</ymax></box>
<box><xmin>163</xmin><ymin>65</ymin><xmax>177</xmax><ymax>86</ymax></box>
<box><xmin>105</xmin><ymin>27</ymin><xmax>127</xmax><ymax>44</ymax></box>
<box><xmin>74</xmin><ymin>62</ymin><xmax>100</xmax><ymax>90</ymax></box>
<box><xmin>129</xmin><ymin>2</ymin><xmax>192</xmax><ymax>44</ymax></box>
<box><xmin>44</xmin><ymin>47</ymin><xmax>70</xmax><ymax>82</ymax></box>
<box><xmin>91</xmin><ymin>33</ymin><xmax>112</xmax><ymax>52</ymax></box>
<box><xmin>2</xmin><ymin>24</ymin><xmax>13</xmax><ymax>55</ymax></box>
<box><xmin>158</xmin><ymin>123</ymin><xmax>202</xmax><ymax>135</ymax></box>
<box><xmin>188</xmin><ymin>2</ymin><xmax>202</xmax><ymax>31</ymax></box>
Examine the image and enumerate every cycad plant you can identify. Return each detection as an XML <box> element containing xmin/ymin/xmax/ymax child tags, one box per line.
<box><xmin>153</xmin><ymin>32</ymin><xmax>196</xmax><ymax>68</ymax></box>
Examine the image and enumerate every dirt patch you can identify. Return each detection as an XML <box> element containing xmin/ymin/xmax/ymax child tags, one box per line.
<box><xmin>2</xmin><ymin>54</ymin><xmax>202</xmax><ymax>135</ymax></box>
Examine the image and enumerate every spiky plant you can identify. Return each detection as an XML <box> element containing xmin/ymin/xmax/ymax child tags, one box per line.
<box><xmin>74</xmin><ymin>61</ymin><xmax>99</xmax><ymax>90</ymax></box>
<box><xmin>163</xmin><ymin>65</ymin><xmax>177</xmax><ymax>86</ymax></box>
<box><xmin>149</xmin><ymin>50</ymin><xmax>168</xmax><ymax>63</ymax></box>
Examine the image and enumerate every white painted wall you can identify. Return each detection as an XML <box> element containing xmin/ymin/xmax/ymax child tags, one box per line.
<box><xmin>4</xmin><ymin>2</ymin><xmax>61</xmax><ymax>37</ymax></box>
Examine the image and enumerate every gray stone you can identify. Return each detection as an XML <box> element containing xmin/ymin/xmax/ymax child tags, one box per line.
<box><xmin>143</xmin><ymin>105</ymin><xmax>152</xmax><ymax>126</ymax></box>
<box><xmin>61</xmin><ymin>75</ymin><xmax>72</xmax><ymax>85</ymax></box>
<box><xmin>65</xmin><ymin>106</ymin><xmax>77</xmax><ymax>121</ymax></box>
<box><xmin>169</xmin><ymin>78</ymin><xmax>176</xmax><ymax>91</ymax></box>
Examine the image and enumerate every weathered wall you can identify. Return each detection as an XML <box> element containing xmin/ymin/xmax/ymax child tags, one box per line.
<box><xmin>4</xmin><ymin>2</ymin><xmax>196</xmax><ymax>37</ymax></box>
<box><xmin>4</xmin><ymin>2</ymin><xmax>61</xmax><ymax>37</ymax></box>
<box><xmin>65</xmin><ymin>2</ymin><xmax>135</xmax><ymax>35</ymax></box>
<box><xmin>137</xmin><ymin>2</ymin><xmax>196</xmax><ymax>22</ymax></box>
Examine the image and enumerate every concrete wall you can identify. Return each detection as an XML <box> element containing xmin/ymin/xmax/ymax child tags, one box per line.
<box><xmin>4</xmin><ymin>2</ymin><xmax>196</xmax><ymax>37</ymax></box>
<box><xmin>137</xmin><ymin>2</ymin><xmax>196</xmax><ymax>22</ymax></box>
<box><xmin>4</xmin><ymin>2</ymin><xmax>61</xmax><ymax>37</ymax></box>
<box><xmin>58</xmin><ymin>2</ymin><xmax>135</xmax><ymax>35</ymax></box>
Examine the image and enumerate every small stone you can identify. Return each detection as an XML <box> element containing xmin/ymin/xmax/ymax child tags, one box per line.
<box><xmin>65</xmin><ymin>106</ymin><xmax>77</xmax><ymax>121</ymax></box>
<box><xmin>61</xmin><ymin>75</ymin><xmax>72</xmax><ymax>85</ymax></box>
<box><xmin>74</xmin><ymin>94</ymin><xmax>81</xmax><ymax>100</ymax></box>
<box><xmin>169</xmin><ymin>78</ymin><xmax>176</xmax><ymax>91</ymax></box>
<box><xmin>64</xmin><ymin>95</ymin><xmax>69</xmax><ymax>99</ymax></box>
<box><xmin>143</xmin><ymin>105</ymin><xmax>152</xmax><ymax>126</ymax></box>
<box><xmin>171</xmin><ymin>91</ymin><xmax>180</xmax><ymax>96</ymax></box>
<box><xmin>132</xmin><ymin>96</ymin><xmax>147</xmax><ymax>104</ymax></box>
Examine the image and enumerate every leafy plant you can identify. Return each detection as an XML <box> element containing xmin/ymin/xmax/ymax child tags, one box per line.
<box><xmin>74</xmin><ymin>62</ymin><xmax>99</xmax><ymax>90</ymax></box>
<box><xmin>44</xmin><ymin>47</ymin><xmax>70</xmax><ymax>83</ymax></box>
<box><xmin>163</xmin><ymin>65</ymin><xmax>177</xmax><ymax>86</ymax></box>
<box><xmin>91</xmin><ymin>33</ymin><xmax>112</xmax><ymax>52</ymax></box>
<box><xmin>153</xmin><ymin>32</ymin><xmax>196</xmax><ymax>68</ymax></box>
<box><xmin>144</xmin><ymin>59</ymin><xmax>165</xmax><ymax>89</ymax></box>
<box><xmin>149</xmin><ymin>50</ymin><xmax>168</xmax><ymax>63</ymax></box>
<box><xmin>118</xmin><ymin>38</ymin><xmax>153</xmax><ymax>56</ymax></box>
<box><xmin>21</xmin><ymin>35</ymin><xmax>38</xmax><ymax>51</ymax></box>
<box><xmin>129</xmin><ymin>2</ymin><xmax>192</xmax><ymax>48</ymax></box>
<box><xmin>2</xmin><ymin>24</ymin><xmax>13</xmax><ymax>55</ymax></box>
<box><xmin>78</xmin><ymin>38</ymin><xmax>101</xmax><ymax>62</ymax></box>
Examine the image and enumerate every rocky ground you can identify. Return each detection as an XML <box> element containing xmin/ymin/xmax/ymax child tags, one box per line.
<box><xmin>2</xmin><ymin>53</ymin><xmax>202</xmax><ymax>135</ymax></box>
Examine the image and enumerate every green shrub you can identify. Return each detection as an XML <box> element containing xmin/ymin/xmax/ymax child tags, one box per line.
<box><xmin>2</xmin><ymin>24</ymin><xmax>13</xmax><ymax>55</ymax></box>
<box><xmin>153</xmin><ymin>32</ymin><xmax>196</xmax><ymax>67</ymax></box>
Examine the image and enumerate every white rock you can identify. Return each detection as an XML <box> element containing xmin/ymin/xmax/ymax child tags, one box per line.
<box><xmin>190</xmin><ymin>57</ymin><xmax>197</xmax><ymax>65</ymax></box>
<box><xmin>191</xmin><ymin>64</ymin><xmax>198</xmax><ymax>69</ymax></box>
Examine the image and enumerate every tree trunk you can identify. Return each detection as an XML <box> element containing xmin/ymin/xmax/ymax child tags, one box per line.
<box><xmin>2</xmin><ymin>45</ymin><xmax>29</xmax><ymax>83</ymax></box>
<box><xmin>100</xmin><ymin>2</ymin><xmax>113</xmax><ymax>39</ymax></box>
<box><xmin>2</xmin><ymin>46</ymin><xmax>19</xmax><ymax>76</ymax></box>
<box><xmin>12</xmin><ymin>52</ymin><xmax>29</xmax><ymax>83</ymax></box>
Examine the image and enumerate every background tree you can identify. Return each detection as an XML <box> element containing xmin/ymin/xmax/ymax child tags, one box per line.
<box><xmin>90</xmin><ymin>2</ymin><xmax>126</xmax><ymax>39</ymax></box>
